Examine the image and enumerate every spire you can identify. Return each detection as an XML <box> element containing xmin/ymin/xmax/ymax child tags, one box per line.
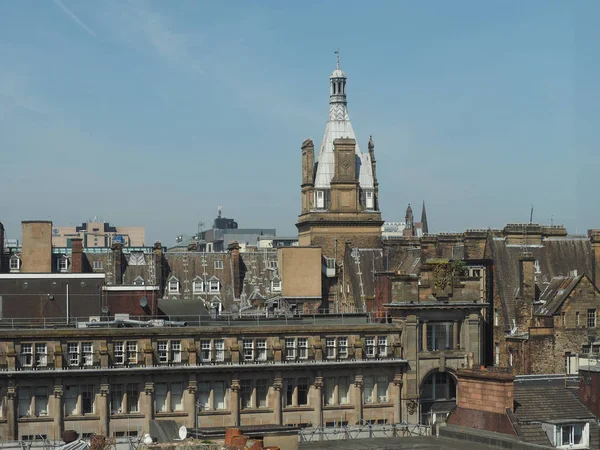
<box><xmin>368</xmin><ymin>135</ymin><xmax>374</xmax><ymax>152</ymax></box>
<box><xmin>329</xmin><ymin>51</ymin><xmax>348</xmax><ymax>119</ymax></box>
<box><xmin>421</xmin><ymin>201</ymin><xmax>429</xmax><ymax>234</ymax></box>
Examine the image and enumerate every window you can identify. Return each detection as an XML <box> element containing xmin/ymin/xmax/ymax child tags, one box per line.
<box><xmin>126</xmin><ymin>384</ymin><xmax>139</xmax><ymax>413</ymax></box>
<box><xmin>18</xmin><ymin>387</ymin><xmax>32</xmax><ymax>417</ymax></box>
<box><xmin>20</xmin><ymin>344</ymin><xmax>33</xmax><ymax>367</ymax></box>
<box><xmin>34</xmin><ymin>387</ymin><xmax>48</xmax><ymax>416</ymax></box>
<box><xmin>377</xmin><ymin>376</ymin><xmax>388</xmax><ymax>402</ymax></box>
<box><xmin>363</xmin><ymin>376</ymin><xmax>374</xmax><ymax>404</ymax></box>
<box><xmin>193</xmin><ymin>279</ymin><xmax>204</xmax><ymax>293</ymax></box>
<box><xmin>268</xmin><ymin>261</ymin><xmax>278</xmax><ymax>269</ymax></box>
<box><xmin>157</xmin><ymin>340</ymin><xmax>181</xmax><ymax>364</ymax></box>
<box><xmin>111</xmin><ymin>384</ymin><xmax>124</xmax><ymax>414</ymax></box>
<box><xmin>93</xmin><ymin>260</ymin><xmax>103</xmax><ymax>270</ymax></box>
<box><xmin>171</xmin><ymin>382</ymin><xmax>183</xmax><ymax>411</ymax></box>
<box><xmin>20</xmin><ymin>343</ymin><xmax>47</xmax><ymax>368</ymax></box>
<box><xmin>338</xmin><ymin>337</ymin><xmax>348</xmax><ymax>358</ymax></box>
<box><xmin>9</xmin><ymin>256</ymin><xmax>21</xmax><ymax>272</ymax></box>
<box><xmin>133</xmin><ymin>276</ymin><xmax>145</xmax><ymax>286</ymax></box>
<box><xmin>494</xmin><ymin>309</ymin><xmax>499</xmax><ymax>326</ymax></box>
<box><xmin>366</xmin><ymin>337</ymin><xmax>376</xmax><ymax>358</ymax></box>
<box><xmin>562</xmin><ymin>312</ymin><xmax>566</xmax><ymax>327</ymax></box>
<box><xmin>57</xmin><ymin>257</ymin><xmax>68</xmax><ymax>272</ymax></box>
<box><xmin>114</xmin><ymin>341</ymin><xmax>137</xmax><ymax>365</ymax></box>
<box><xmin>378</xmin><ymin>337</ymin><xmax>388</xmax><ymax>357</ymax></box>
<box><xmin>215</xmin><ymin>339</ymin><xmax>224</xmax><ymax>362</ymax></box>
<box><xmin>339</xmin><ymin>377</ymin><xmax>349</xmax><ymax>404</ymax></box>
<box><xmin>298</xmin><ymin>338</ymin><xmax>308</xmax><ymax>359</ymax></box>
<box><xmin>168</xmin><ymin>278</ymin><xmax>179</xmax><ymax>293</ymax></box>
<box><xmin>68</xmin><ymin>342</ymin><xmax>93</xmax><ymax>367</ymax></box>
<box><xmin>256</xmin><ymin>339</ymin><xmax>267</xmax><ymax>361</ymax></box>
<box><xmin>326</xmin><ymin>337</ymin><xmax>336</xmax><ymax>359</ymax></box>
<box><xmin>297</xmin><ymin>378</ymin><xmax>309</xmax><ymax>406</ymax></box>
<box><xmin>576</xmin><ymin>312</ymin><xmax>580</xmax><ymax>327</ymax></box>
<box><xmin>243</xmin><ymin>340</ymin><xmax>254</xmax><ymax>361</ymax></box>
<box><xmin>559</xmin><ymin>423</ymin><xmax>585</xmax><ymax>447</ymax></box>
<box><xmin>198</xmin><ymin>381</ymin><xmax>226</xmax><ymax>410</ymax></box>
<box><xmin>316</xmin><ymin>190</ymin><xmax>325</xmax><ymax>208</ymax></box>
<box><xmin>284</xmin><ymin>379</ymin><xmax>294</xmax><ymax>407</ymax></box>
<box><xmin>214</xmin><ymin>260</ymin><xmax>224</xmax><ymax>269</ymax></box>
<box><xmin>35</xmin><ymin>344</ymin><xmax>47</xmax><ymax>367</ymax></box>
<box><xmin>271</xmin><ymin>278</ymin><xmax>281</xmax><ymax>292</ymax></box>
<box><xmin>324</xmin><ymin>378</ymin><xmax>335</xmax><ymax>405</ymax></box>
<box><xmin>495</xmin><ymin>343</ymin><xmax>500</xmax><ymax>366</ymax></box>
<box><xmin>155</xmin><ymin>383</ymin><xmax>167</xmax><ymax>413</ymax></box>
<box><xmin>241</xmin><ymin>380</ymin><xmax>253</xmax><ymax>409</ymax></box>
<box><xmin>65</xmin><ymin>385</ymin><xmax>94</xmax><ymax>415</ymax></box>
<box><xmin>256</xmin><ymin>379</ymin><xmax>269</xmax><ymax>408</ymax></box>
<box><xmin>200</xmin><ymin>339</ymin><xmax>212</xmax><ymax>362</ymax></box>
<box><xmin>209</xmin><ymin>280</ymin><xmax>220</xmax><ymax>293</ymax></box>
<box><xmin>426</xmin><ymin>323</ymin><xmax>454</xmax><ymax>351</ymax></box>
<box><xmin>65</xmin><ymin>386</ymin><xmax>78</xmax><ymax>416</ymax></box>
<box><xmin>285</xmin><ymin>338</ymin><xmax>296</xmax><ymax>360</ymax></box>
<box><xmin>421</xmin><ymin>372</ymin><xmax>456</xmax><ymax>401</ymax></box>
<box><xmin>81</xmin><ymin>385</ymin><xmax>94</xmax><ymax>414</ymax></box>
<box><xmin>588</xmin><ymin>309</ymin><xmax>596</xmax><ymax>328</ymax></box>
<box><xmin>366</xmin><ymin>191</ymin><xmax>374</xmax><ymax>209</ymax></box>
<box><xmin>509</xmin><ymin>350</ymin><xmax>513</xmax><ymax>367</ymax></box>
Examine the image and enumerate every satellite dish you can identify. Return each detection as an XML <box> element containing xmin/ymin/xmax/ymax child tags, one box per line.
<box><xmin>101</xmin><ymin>306</ymin><xmax>109</xmax><ymax>314</ymax></box>
<box><xmin>140</xmin><ymin>297</ymin><xmax>148</xmax><ymax>308</ymax></box>
<box><xmin>143</xmin><ymin>434</ymin><xmax>153</xmax><ymax>445</ymax></box>
<box><xmin>178</xmin><ymin>426</ymin><xmax>187</xmax><ymax>440</ymax></box>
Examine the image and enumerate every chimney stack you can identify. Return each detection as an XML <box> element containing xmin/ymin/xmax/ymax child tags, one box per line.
<box><xmin>21</xmin><ymin>221</ymin><xmax>52</xmax><ymax>273</ymax></box>
<box><xmin>71</xmin><ymin>238</ymin><xmax>83</xmax><ymax>273</ymax></box>
<box><xmin>516</xmin><ymin>253</ymin><xmax>536</xmax><ymax>330</ymax></box>
<box><xmin>589</xmin><ymin>230</ymin><xmax>600</xmax><ymax>287</ymax></box>
<box><xmin>152</xmin><ymin>242</ymin><xmax>163</xmax><ymax>288</ymax></box>
<box><xmin>456</xmin><ymin>368</ymin><xmax>515</xmax><ymax>415</ymax></box>
<box><xmin>112</xmin><ymin>242</ymin><xmax>123</xmax><ymax>285</ymax></box>
<box><xmin>228</xmin><ymin>241</ymin><xmax>242</xmax><ymax>298</ymax></box>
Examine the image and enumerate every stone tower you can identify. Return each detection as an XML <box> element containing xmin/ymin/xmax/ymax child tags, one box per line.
<box><xmin>296</xmin><ymin>58</ymin><xmax>383</xmax><ymax>309</ymax></box>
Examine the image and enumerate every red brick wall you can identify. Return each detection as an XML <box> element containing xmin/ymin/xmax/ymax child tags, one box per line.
<box><xmin>579</xmin><ymin>369</ymin><xmax>600</xmax><ymax>419</ymax></box>
<box><xmin>456</xmin><ymin>369</ymin><xmax>514</xmax><ymax>415</ymax></box>
<box><xmin>71</xmin><ymin>238</ymin><xmax>83</xmax><ymax>273</ymax></box>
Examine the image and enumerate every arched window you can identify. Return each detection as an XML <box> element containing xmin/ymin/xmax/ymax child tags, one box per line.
<box><xmin>420</xmin><ymin>371</ymin><xmax>456</xmax><ymax>425</ymax></box>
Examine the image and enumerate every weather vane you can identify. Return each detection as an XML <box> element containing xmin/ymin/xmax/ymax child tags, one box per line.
<box><xmin>334</xmin><ymin>49</ymin><xmax>340</xmax><ymax>68</ymax></box>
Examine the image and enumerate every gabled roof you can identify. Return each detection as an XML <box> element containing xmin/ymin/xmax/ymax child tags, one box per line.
<box><xmin>490</xmin><ymin>237</ymin><xmax>593</xmax><ymax>328</ymax></box>
<box><xmin>535</xmin><ymin>274</ymin><xmax>584</xmax><ymax>316</ymax></box>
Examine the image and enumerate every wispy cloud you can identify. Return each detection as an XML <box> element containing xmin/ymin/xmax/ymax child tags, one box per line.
<box><xmin>52</xmin><ymin>0</ymin><xmax>97</xmax><ymax>38</ymax></box>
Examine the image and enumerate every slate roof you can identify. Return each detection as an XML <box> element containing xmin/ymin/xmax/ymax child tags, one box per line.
<box><xmin>345</xmin><ymin>248</ymin><xmax>385</xmax><ymax>310</ymax></box>
<box><xmin>489</xmin><ymin>237</ymin><xmax>593</xmax><ymax>328</ymax></box>
<box><xmin>535</xmin><ymin>274</ymin><xmax>582</xmax><ymax>316</ymax></box>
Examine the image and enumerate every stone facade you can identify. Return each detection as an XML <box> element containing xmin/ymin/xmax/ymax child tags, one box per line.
<box><xmin>0</xmin><ymin>321</ymin><xmax>405</xmax><ymax>440</ymax></box>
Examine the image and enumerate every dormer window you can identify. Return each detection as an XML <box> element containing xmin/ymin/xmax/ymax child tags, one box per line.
<box><xmin>271</xmin><ymin>277</ymin><xmax>281</xmax><ymax>292</ymax></box>
<box><xmin>57</xmin><ymin>256</ymin><xmax>69</xmax><ymax>273</ymax></box>
<box><xmin>316</xmin><ymin>190</ymin><xmax>325</xmax><ymax>209</ymax></box>
<box><xmin>168</xmin><ymin>278</ymin><xmax>179</xmax><ymax>294</ymax></box>
<box><xmin>209</xmin><ymin>279</ymin><xmax>220</xmax><ymax>293</ymax></box>
<box><xmin>133</xmin><ymin>276</ymin><xmax>145</xmax><ymax>286</ymax></box>
<box><xmin>193</xmin><ymin>279</ymin><xmax>204</xmax><ymax>293</ymax></box>
<box><xmin>366</xmin><ymin>191</ymin><xmax>374</xmax><ymax>209</ymax></box>
<box><xmin>10</xmin><ymin>255</ymin><xmax>21</xmax><ymax>272</ymax></box>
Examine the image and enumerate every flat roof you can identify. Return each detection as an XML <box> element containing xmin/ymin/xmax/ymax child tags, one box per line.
<box><xmin>299</xmin><ymin>436</ymin><xmax>501</xmax><ymax>449</ymax></box>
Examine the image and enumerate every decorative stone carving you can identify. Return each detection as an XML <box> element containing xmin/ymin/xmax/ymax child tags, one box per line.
<box><xmin>144</xmin><ymin>382</ymin><xmax>154</xmax><ymax>395</ymax></box>
<box><xmin>273</xmin><ymin>377</ymin><xmax>283</xmax><ymax>391</ymax></box>
<box><xmin>100</xmin><ymin>384</ymin><xmax>110</xmax><ymax>397</ymax></box>
<box><xmin>187</xmin><ymin>380</ymin><xmax>197</xmax><ymax>394</ymax></box>
<box><xmin>230</xmin><ymin>380</ymin><xmax>241</xmax><ymax>393</ymax></box>
<box><xmin>7</xmin><ymin>386</ymin><xmax>16</xmax><ymax>400</ymax></box>
<box><xmin>353</xmin><ymin>375</ymin><xmax>363</xmax><ymax>388</ymax></box>
<box><xmin>392</xmin><ymin>374</ymin><xmax>403</xmax><ymax>387</ymax></box>
<box><xmin>53</xmin><ymin>385</ymin><xmax>64</xmax><ymax>398</ymax></box>
<box><xmin>313</xmin><ymin>377</ymin><xmax>323</xmax><ymax>390</ymax></box>
<box><xmin>407</xmin><ymin>399</ymin><xmax>418</xmax><ymax>415</ymax></box>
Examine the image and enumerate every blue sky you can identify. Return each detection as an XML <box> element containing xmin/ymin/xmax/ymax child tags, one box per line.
<box><xmin>1</xmin><ymin>1</ymin><xmax>598</xmax><ymax>244</ymax></box>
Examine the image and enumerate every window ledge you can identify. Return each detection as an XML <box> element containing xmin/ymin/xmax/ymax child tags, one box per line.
<box><xmin>64</xmin><ymin>415</ymin><xmax>100</xmax><ymax>421</ymax></box>
<box><xmin>364</xmin><ymin>402</ymin><xmax>393</xmax><ymax>409</ymax></box>
<box><xmin>241</xmin><ymin>408</ymin><xmax>273</xmax><ymax>414</ymax></box>
<box><xmin>110</xmin><ymin>413</ymin><xmax>144</xmax><ymax>419</ymax></box>
<box><xmin>155</xmin><ymin>412</ymin><xmax>188</xmax><ymax>417</ymax></box>
<box><xmin>19</xmin><ymin>416</ymin><xmax>53</xmax><ymax>423</ymax></box>
<box><xmin>323</xmin><ymin>405</ymin><xmax>353</xmax><ymax>410</ymax></box>
<box><xmin>283</xmin><ymin>406</ymin><xmax>313</xmax><ymax>412</ymax></box>
<box><xmin>198</xmin><ymin>410</ymin><xmax>230</xmax><ymax>416</ymax></box>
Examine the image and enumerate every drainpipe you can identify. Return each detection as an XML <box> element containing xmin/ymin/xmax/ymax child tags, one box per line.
<box><xmin>66</xmin><ymin>283</ymin><xmax>70</xmax><ymax>325</ymax></box>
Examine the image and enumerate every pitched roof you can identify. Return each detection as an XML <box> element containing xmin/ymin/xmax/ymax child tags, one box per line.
<box><xmin>513</xmin><ymin>385</ymin><xmax>595</xmax><ymax>422</ymax></box>
<box><xmin>490</xmin><ymin>237</ymin><xmax>593</xmax><ymax>328</ymax></box>
<box><xmin>535</xmin><ymin>274</ymin><xmax>583</xmax><ymax>316</ymax></box>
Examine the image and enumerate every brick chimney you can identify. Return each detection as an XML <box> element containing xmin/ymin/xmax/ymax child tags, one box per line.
<box><xmin>71</xmin><ymin>238</ymin><xmax>83</xmax><ymax>273</ymax></box>
<box><xmin>456</xmin><ymin>368</ymin><xmax>515</xmax><ymax>415</ymax></box>
<box><xmin>228</xmin><ymin>241</ymin><xmax>242</xmax><ymax>298</ymax></box>
<box><xmin>464</xmin><ymin>230</ymin><xmax>487</xmax><ymax>260</ymax></box>
<box><xmin>589</xmin><ymin>230</ymin><xmax>600</xmax><ymax>287</ymax></box>
<box><xmin>112</xmin><ymin>242</ymin><xmax>123</xmax><ymax>285</ymax></box>
<box><xmin>420</xmin><ymin>235</ymin><xmax>437</xmax><ymax>262</ymax></box>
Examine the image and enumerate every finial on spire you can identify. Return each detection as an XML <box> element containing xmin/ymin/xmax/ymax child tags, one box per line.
<box><xmin>334</xmin><ymin>49</ymin><xmax>340</xmax><ymax>69</ymax></box>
